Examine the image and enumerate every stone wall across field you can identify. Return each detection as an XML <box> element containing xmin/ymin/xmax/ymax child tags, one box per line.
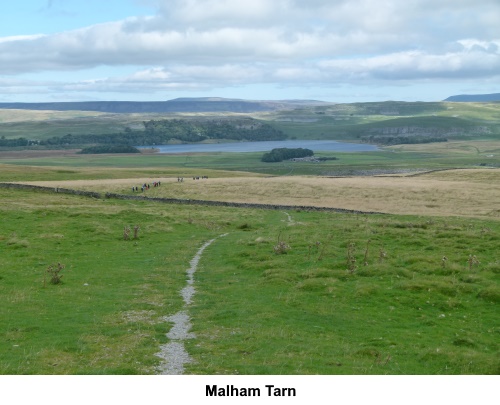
<box><xmin>0</xmin><ymin>182</ymin><xmax>382</xmax><ymax>215</ymax></box>
<box><xmin>0</xmin><ymin>182</ymin><xmax>102</xmax><ymax>199</ymax></box>
<box><xmin>103</xmin><ymin>192</ymin><xmax>382</xmax><ymax>214</ymax></box>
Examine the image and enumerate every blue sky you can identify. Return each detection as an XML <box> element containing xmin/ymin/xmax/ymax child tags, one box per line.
<box><xmin>1</xmin><ymin>0</ymin><xmax>499</xmax><ymax>103</ymax></box>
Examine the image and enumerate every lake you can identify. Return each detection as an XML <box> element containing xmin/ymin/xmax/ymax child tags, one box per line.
<box><xmin>139</xmin><ymin>140</ymin><xmax>379</xmax><ymax>154</ymax></box>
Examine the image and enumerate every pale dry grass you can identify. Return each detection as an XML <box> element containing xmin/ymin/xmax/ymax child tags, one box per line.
<box><xmin>18</xmin><ymin>168</ymin><xmax>500</xmax><ymax>219</ymax></box>
<box><xmin>387</xmin><ymin>140</ymin><xmax>500</xmax><ymax>155</ymax></box>
<box><xmin>416</xmin><ymin>168</ymin><xmax>500</xmax><ymax>182</ymax></box>
<box><xmin>0</xmin><ymin>162</ymin><xmax>258</xmax><ymax>182</ymax></box>
<box><xmin>0</xmin><ymin>109</ymin><xmax>105</xmax><ymax>123</ymax></box>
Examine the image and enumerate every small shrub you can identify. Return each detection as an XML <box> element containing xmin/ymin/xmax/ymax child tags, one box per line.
<box><xmin>346</xmin><ymin>242</ymin><xmax>357</xmax><ymax>274</ymax></box>
<box><xmin>317</xmin><ymin>235</ymin><xmax>333</xmax><ymax>261</ymax></box>
<box><xmin>467</xmin><ymin>254</ymin><xmax>480</xmax><ymax>271</ymax></box>
<box><xmin>274</xmin><ymin>241</ymin><xmax>290</xmax><ymax>255</ymax></box>
<box><xmin>45</xmin><ymin>262</ymin><xmax>65</xmax><ymax>286</ymax></box>
<box><xmin>273</xmin><ymin>232</ymin><xmax>290</xmax><ymax>255</ymax></box>
<box><xmin>363</xmin><ymin>239</ymin><xmax>371</xmax><ymax>266</ymax></box>
<box><xmin>123</xmin><ymin>226</ymin><xmax>131</xmax><ymax>240</ymax></box>
<box><xmin>379</xmin><ymin>248</ymin><xmax>387</xmax><ymax>262</ymax></box>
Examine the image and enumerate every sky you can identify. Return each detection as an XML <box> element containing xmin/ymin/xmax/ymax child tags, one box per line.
<box><xmin>0</xmin><ymin>0</ymin><xmax>499</xmax><ymax>103</ymax></box>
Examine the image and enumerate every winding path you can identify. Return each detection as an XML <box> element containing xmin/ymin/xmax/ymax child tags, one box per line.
<box><xmin>282</xmin><ymin>211</ymin><xmax>295</xmax><ymax>225</ymax></box>
<box><xmin>156</xmin><ymin>233</ymin><xmax>228</xmax><ymax>375</ymax></box>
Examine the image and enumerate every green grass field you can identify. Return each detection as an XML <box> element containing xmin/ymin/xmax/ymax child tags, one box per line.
<box><xmin>0</xmin><ymin>189</ymin><xmax>215</xmax><ymax>374</ymax></box>
<box><xmin>187</xmin><ymin>212</ymin><xmax>500</xmax><ymax>374</ymax></box>
<box><xmin>1</xmin><ymin>185</ymin><xmax>498</xmax><ymax>374</ymax></box>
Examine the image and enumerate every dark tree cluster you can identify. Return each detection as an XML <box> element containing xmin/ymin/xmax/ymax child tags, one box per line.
<box><xmin>261</xmin><ymin>148</ymin><xmax>314</xmax><ymax>162</ymax></box>
<box><xmin>0</xmin><ymin>137</ymin><xmax>32</xmax><ymax>147</ymax></box>
<box><xmin>78</xmin><ymin>145</ymin><xmax>141</xmax><ymax>154</ymax></box>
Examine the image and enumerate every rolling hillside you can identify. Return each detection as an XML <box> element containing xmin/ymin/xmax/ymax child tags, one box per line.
<box><xmin>0</xmin><ymin>99</ymin><xmax>499</xmax><ymax>146</ymax></box>
<box><xmin>265</xmin><ymin>101</ymin><xmax>500</xmax><ymax>142</ymax></box>
<box><xmin>444</xmin><ymin>93</ymin><xmax>500</xmax><ymax>102</ymax></box>
<box><xmin>0</xmin><ymin>97</ymin><xmax>329</xmax><ymax>114</ymax></box>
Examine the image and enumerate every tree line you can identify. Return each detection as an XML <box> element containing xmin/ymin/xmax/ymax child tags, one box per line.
<box><xmin>0</xmin><ymin>118</ymin><xmax>287</xmax><ymax>149</ymax></box>
<box><xmin>0</xmin><ymin>137</ymin><xmax>32</xmax><ymax>147</ymax></box>
<box><xmin>78</xmin><ymin>145</ymin><xmax>141</xmax><ymax>154</ymax></box>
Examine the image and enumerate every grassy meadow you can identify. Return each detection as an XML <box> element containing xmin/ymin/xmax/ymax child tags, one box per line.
<box><xmin>0</xmin><ymin>165</ymin><xmax>499</xmax><ymax>374</ymax></box>
<box><xmin>187</xmin><ymin>210</ymin><xmax>500</xmax><ymax>374</ymax></box>
<box><xmin>0</xmin><ymin>188</ymin><xmax>216</xmax><ymax>374</ymax></box>
<box><xmin>0</xmin><ymin>102</ymin><xmax>499</xmax><ymax>375</ymax></box>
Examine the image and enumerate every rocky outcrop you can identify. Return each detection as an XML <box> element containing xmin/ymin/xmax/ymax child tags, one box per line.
<box><xmin>364</xmin><ymin>126</ymin><xmax>490</xmax><ymax>136</ymax></box>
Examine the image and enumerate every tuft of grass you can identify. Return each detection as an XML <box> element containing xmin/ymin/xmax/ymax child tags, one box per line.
<box><xmin>6</xmin><ymin>236</ymin><xmax>30</xmax><ymax>248</ymax></box>
<box><xmin>477</xmin><ymin>286</ymin><xmax>500</xmax><ymax>303</ymax></box>
<box><xmin>296</xmin><ymin>277</ymin><xmax>337</xmax><ymax>292</ymax></box>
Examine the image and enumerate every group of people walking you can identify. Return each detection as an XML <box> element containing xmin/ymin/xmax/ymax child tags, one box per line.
<box><xmin>131</xmin><ymin>181</ymin><xmax>162</xmax><ymax>192</ymax></box>
<box><xmin>131</xmin><ymin>175</ymin><xmax>209</xmax><ymax>192</ymax></box>
<box><xmin>179</xmin><ymin>176</ymin><xmax>209</xmax><ymax>181</ymax></box>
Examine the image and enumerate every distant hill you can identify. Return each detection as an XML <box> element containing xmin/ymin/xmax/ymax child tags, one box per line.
<box><xmin>0</xmin><ymin>97</ymin><xmax>329</xmax><ymax>114</ymax></box>
<box><xmin>444</xmin><ymin>93</ymin><xmax>500</xmax><ymax>102</ymax></box>
<box><xmin>1</xmin><ymin>99</ymin><xmax>500</xmax><ymax>147</ymax></box>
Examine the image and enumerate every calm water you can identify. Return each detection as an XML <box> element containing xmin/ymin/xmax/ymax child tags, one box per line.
<box><xmin>139</xmin><ymin>140</ymin><xmax>379</xmax><ymax>154</ymax></box>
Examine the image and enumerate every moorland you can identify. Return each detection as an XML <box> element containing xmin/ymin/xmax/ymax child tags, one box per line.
<box><xmin>0</xmin><ymin>99</ymin><xmax>499</xmax><ymax>374</ymax></box>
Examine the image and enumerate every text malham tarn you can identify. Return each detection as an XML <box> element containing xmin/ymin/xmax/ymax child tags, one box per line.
<box><xmin>206</xmin><ymin>384</ymin><xmax>296</xmax><ymax>397</ymax></box>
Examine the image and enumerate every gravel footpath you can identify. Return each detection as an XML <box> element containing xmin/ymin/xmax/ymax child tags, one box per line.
<box><xmin>156</xmin><ymin>234</ymin><xmax>228</xmax><ymax>375</ymax></box>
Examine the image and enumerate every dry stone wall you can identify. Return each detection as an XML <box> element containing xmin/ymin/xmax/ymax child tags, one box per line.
<box><xmin>0</xmin><ymin>182</ymin><xmax>382</xmax><ymax>215</ymax></box>
<box><xmin>0</xmin><ymin>182</ymin><xmax>101</xmax><ymax>198</ymax></box>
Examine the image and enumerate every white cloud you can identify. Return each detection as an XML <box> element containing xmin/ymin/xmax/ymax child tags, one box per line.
<box><xmin>1</xmin><ymin>0</ymin><xmax>499</xmax><ymax>101</ymax></box>
<box><xmin>0</xmin><ymin>34</ymin><xmax>47</xmax><ymax>44</ymax></box>
<box><xmin>319</xmin><ymin>41</ymin><xmax>500</xmax><ymax>81</ymax></box>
